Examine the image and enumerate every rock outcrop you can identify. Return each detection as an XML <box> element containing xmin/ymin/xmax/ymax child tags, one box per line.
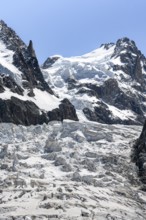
<box><xmin>132</xmin><ymin>120</ymin><xmax>146</xmax><ymax>184</ymax></box>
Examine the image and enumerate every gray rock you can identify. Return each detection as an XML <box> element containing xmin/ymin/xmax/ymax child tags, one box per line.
<box><xmin>54</xmin><ymin>157</ymin><xmax>66</xmax><ymax>166</ymax></box>
<box><xmin>82</xmin><ymin>175</ymin><xmax>94</xmax><ymax>185</ymax></box>
<box><xmin>44</xmin><ymin>138</ymin><xmax>62</xmax><ymax>153</ymax></box>
<box><xmin>1</xmin><ymin>164</ymin><xmax>8</xmax><ymax>169</ymax></box>
<box><xmin>71</xmin><ymin>131</ymin><xmax>85</xmax><ymax>143</ymax></box>
<box><xmin>61</xmin><ymin>163</ymin><xmax>72</xmax><ymax>172</ymax></box>
<box><xmin>81</xmin><ymin>159</ymin><xmax>96</xmax><ymax>172</ymax></box>
<box><xmin>0</xmin><ymin>145</ymin><xmax>8</xmax><ymax>159</ymax></box>
<box><xmin>72</xmin><ymin>172</ymin><xmax>82</xmax><ymax>182</ymax></box>
<box><xmin>17</xmin><ymin>154</ymin><xmax>29</xmax><ymax>160</ymax></box>
<box><xmin>42</xmin><ymin>152</ymin><xmax>57</xmax><ymax>161</ymax></box>
<box><xmin>81</xmin><ymin>210</ymin><xmax>90</xmax><ymax>217</ymax></box>
<box><xmin>39</xmin><ymin>202</ymin><xmax>52</xmax><ymax>209</ymax></box>
<box><xmin>85</xmin><ymin>151</ymin><xmax>97</xmax><ymax>158</ymax></box>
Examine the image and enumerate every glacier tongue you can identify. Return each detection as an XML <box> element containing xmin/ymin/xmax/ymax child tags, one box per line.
<box><xmin>0</xmin><ymin>121</ymin><xmax>145</xmax><ymax>219</ymax></box>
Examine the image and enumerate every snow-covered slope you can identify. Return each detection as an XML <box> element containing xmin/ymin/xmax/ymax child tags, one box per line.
<box><xmin>0</xmin><ymin>35</ymin><xmax>58</xmax><ymax>111</ymax></box>
<box><xmin>42</xmin><ymin>38</ymin><xmax>146</xmax><ymax>125</ymax></box>
<box><xmin>0</xmin><ymin>40</ymin><xmax>22</xmax><ymax>85</ymax></box>
<box><xmin>0</xmin><ymin>121</ymin><xmax>145</xmax><ymax>219</ymax></box>
<box><xmin>0</xmin><ymin>20</ymin><xmax>78</xmax><ymax>125</ymax></box>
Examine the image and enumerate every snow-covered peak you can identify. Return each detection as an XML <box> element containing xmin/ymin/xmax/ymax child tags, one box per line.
<box><xmin>43</xmin><ymin>44</ymin><xmax>117</xmax><ymax>84</ymax></box>
<box><xmin>75</xmin><ymin>44</ymin><xmax>115</xmax><ymax>63</ymax></box>
<box><xmin>116</xmin><ymin>37</ymin><xmax>136</xmax><ymax>48</ymax></box>
<box><xmin>0</xmin><ymin>20</ymin><xmax>26</xmax><ymax>52</ymax></box>
<box><xmin>112</xmin><ymin>37</ymin><xmax>142</xmax><ymax>59</ymax></box>
<box><xmin>42</xmin><ymin>38</ymin><xmax>146</xmax><ymax>125</ymax></box>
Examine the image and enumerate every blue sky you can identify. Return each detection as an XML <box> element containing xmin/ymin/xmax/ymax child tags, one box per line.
<box><xmin>1</xmin><ymin>0</ymin><xmax>146</xmax><ymax>63</ymax></box>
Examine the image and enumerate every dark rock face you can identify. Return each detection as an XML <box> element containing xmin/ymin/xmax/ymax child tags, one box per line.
<box><xmin>132</xmin><ymin>121</ymin><xmax>146</xmax><ymax>183</ymax></box>
<box><xmin>0</xmin><ymin>20</ymin><xmax>25</xmax><ymax>51</ymax></box>
<box><xmin>0</xmin><ymin>20</ymin><xmax>53</xmax><ymax>94</ymax></box>
<box><xmin>81</xmin><ymin>77</ymin><xmax>144</xmax><ymax>125</ymax></box>
<box><xmin>42</xmin><ymin>56</ymin><xmax>60</xmax><ymax>69</ymax></box>
<box><xmin>13</xmin><ymin>41</ymin><xmax>54</xmax><ymax>95</ymax></box>
<box><xmin>112</xmin><ymin>37</ymin><xmax>146</xmax><ymax>85</ymax></box>
<box><xmin>0</xmin><ymin>20</ymin><xmax>78</xmax><ymax>125</ymax></box>
<box><xmin>0</xmin><ymin>97</ymin><xmax>78</xmax><ymax>126</ymax></box>
<box><xmin>83</xmin><ymin>105</ymin><xmax>136</xmax><ymax>125</ymax></box>
<box><xmin>48</xmin><ymin>99</ymin><xmax>78</xmax><ymax>122</ymax></box>
<box><xmin>0</xmin><ymin>73</ymin><xmax>23</xmax><ymax>95</ymax></box>
<box><xmin>83</xmin><ymin>101</ymin><xmax>115</xmax><ymax>124</ymax></box>
<box><xmin>59</xmin><ymin>98</ymin><xmax>78</xmax><ymax>121</ymax></box>
<box><xmin>0</xmin><ymin>97</ymin><xmax>49</xmax><ymax>125</ymax></box>
<box><xmin>27</xmin><ymin>40</ymin><xmax>36</xmax><ymax>57</ymax></box>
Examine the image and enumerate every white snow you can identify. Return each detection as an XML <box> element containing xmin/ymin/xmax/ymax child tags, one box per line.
<box><xmin>0</xmin><ymin>88</ymin><xmax>60</xmax><ymax>111</ymax></box>
<box><xmin>42</xmin><ymin>46</ymin><xmax>117</xmax><ymax>120</ymax></box>
<box><xmin>32</xmin><ymin>88</ymin><xmax>60</xmax><ymax>111</ymax></box>
<box><xmin>107</xmin><ymin>104</ymin><xmax>136</xmax><ymax>120</ymax></box>
<box><xmin>112</xmin><ymin>56</ymin><xmax>122</xmax><ymax>65</ymax></box>
<box><xmin>0</xmin><ymin>40</ymin><xmax>61</xmax><ymax>112</ymax></box>
<box><xmin>44</xmin><ymin>45</ymin><xmax>116</xmax><ymax>84</ymax></box>
<box><xmin>0</xmin><ymin>40</ymin><xmax>22</xmax><ymax>86</ymax></box>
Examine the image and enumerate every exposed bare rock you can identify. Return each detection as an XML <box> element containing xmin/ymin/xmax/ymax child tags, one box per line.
<box><xmin>132</xmin><ymin>120</ymin><xmax>146</xmax><ymax>184</ymax></box>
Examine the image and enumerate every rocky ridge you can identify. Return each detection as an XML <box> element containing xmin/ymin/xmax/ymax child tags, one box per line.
<box><xmin>0</xmin><ymin>20</ymin><xmax>78</xmax><ymax>125</ymax></box>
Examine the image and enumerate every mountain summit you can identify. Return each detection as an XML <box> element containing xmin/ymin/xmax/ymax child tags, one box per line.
<box><xmin>42</xmin><ymin>37</ymin><xmax>146</xmax><ymax>125</ymax></box>
<box><xmin>0</xmin><ymin>20</ymin><xmax>78</xmax><ymax>125</ymax></box>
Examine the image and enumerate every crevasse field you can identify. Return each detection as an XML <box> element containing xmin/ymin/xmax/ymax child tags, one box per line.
<box><xmin>0</xmin><ymin>120</ymin><xmax>146</xmax><ymax>219</ymax></box>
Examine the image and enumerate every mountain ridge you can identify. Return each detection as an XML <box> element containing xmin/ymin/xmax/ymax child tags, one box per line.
<box><xmin>0</xmin><ymin>20</ymin><xmax>78</xmax><ymax>125</ymax></box>
<box><xmin>42</xmin><ymin>37</ymin><xmax>146</xmax><ymax>125</ymax></box>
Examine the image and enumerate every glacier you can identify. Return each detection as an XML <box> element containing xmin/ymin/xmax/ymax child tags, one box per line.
<box><xmin>0</xmin><ymin>121</ymin><xmax>145</xmax><ymax>219</ymax></box>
